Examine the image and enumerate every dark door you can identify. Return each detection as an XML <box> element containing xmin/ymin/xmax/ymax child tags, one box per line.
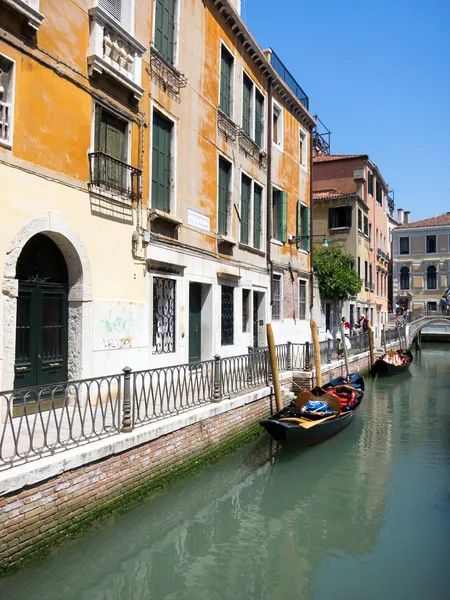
<box><xmin>325</xmin><ymin>303</ymin><xmax>331</xmax><ymax>332</ymax></box>
<box><xmin>189</xmin><ymin>283</ymin><xmax>202</xmax><ymax>363</ymax></box>
<box><xmin>14</xmin><ymin>234</ymin><xmax>69</xmax><ymax>393</ymax></box>
<box><xmin>253</xmin><ymin>292</ymin><xmax>259</xmax><ymax>348</ymax></box>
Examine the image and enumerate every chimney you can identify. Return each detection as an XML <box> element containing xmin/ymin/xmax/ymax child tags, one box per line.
<box><xmin>404</xmin><ymin>211</ymin><xmax>410</xmax><ymax>225</ymax></box>
<box><xmin>397</xmin><ymin>208</ymin><xmax>404</xmax><ymax>224</ymax></box>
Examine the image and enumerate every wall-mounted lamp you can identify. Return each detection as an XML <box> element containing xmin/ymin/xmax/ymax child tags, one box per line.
<box><xmin>288</xmin><ymin>233</ymin><xmax>328</xmax><ymax>248</ymax></box>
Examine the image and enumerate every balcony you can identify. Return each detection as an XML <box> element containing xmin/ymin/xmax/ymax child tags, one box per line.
<box><xmin>269</xmin><ymin>50</ymin><xmax>309</xmax><ymax>110</ymax></box>
<box><xmin>87</xmin><ymin>7</ymin><xmax>146</xmax><ymax>102</ymax></box>
<box><xmin>217</xmin><ymin>109</ymin><xmax>238</xmax><ymax>144</ymax></box>
<box><xmin>238</xmin><ymin>129</ymin><xmax>267</xmax><ymax>170</ymax></box>
<box><xmin>88</xmin><ymin>152</ymin><xmax>142</xmax><ymax>202</ymax></box>
<box><xmin>0</xmin><ymin>101</ymin><xmax>12</xmax><ymax>147</ymax></box>
<box><xmin>2</xmin><ymin>0</ymin><xmax>44</xmax><ymax>31</ymax></box>
<box><xmin>365</xmin><ymin>280</ymin><xmax>374</xmax><ymax>291</ymax></box>
<box><xmin>150</xmin><ymin>47</ymin><xmax>187</xmax><ymax>102</ymax></box>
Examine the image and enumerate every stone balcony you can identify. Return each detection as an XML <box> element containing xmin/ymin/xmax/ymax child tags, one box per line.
<box><xmin>87</xmin><ymin>6</ymin><xmax>146</xmax><ymax>102</ymax></box>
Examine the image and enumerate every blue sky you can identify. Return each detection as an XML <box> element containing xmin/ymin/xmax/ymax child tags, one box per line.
<box><xmin>242</xmin><ymin>0</ymin><xmax>450</xmax><ymax>222</ymax></box>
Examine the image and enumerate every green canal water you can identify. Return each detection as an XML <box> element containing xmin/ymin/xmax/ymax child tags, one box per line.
<box><xmin>1</xmin><ymin>344</ymin><xmax>450</xmax><ymax>600</ymax></box>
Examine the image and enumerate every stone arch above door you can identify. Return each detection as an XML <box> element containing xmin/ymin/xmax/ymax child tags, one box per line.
<box><xmin>1</xmin><ymin>213</ymin><xmax>93</xmax><ymax>392</ymax></box>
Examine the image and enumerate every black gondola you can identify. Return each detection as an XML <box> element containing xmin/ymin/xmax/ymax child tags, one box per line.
<box><xmin>372</xmin><ymin>349</ymin><xmax>413</xmax><ymax>375</ymax></box>
<box><xmin>260</xmin><ymin>373</ymin><xmax>364</xmax><ymax>446</ymax></box>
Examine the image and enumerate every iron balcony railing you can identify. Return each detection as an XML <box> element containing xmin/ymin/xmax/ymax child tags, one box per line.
<box><xmin>217</xmin><ymin>108</ymin><xmax>238</xmax><ymax>143</ymax></box>
<box><xmin>238</xmin><ymin>129</ymin><xmax>267</xmax><ymax>169</ymax></box>
<box><xmin>88</xmin><ymin>151</ymin><xmax>142</xmax><ymax>202</ymax></box>
<box><xmin>270</xmin><ymin>50</ymin><xmax>309</xmax><ymax>110</ymax></box>
<box><xmin>0</xmin><ymin>101</ymin><xmax>11</xmax><ymax>144</ymax></box>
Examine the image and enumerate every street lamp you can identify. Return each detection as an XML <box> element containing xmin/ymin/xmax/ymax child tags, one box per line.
<box><xmin>288</xmin><ymin>233</ymin><xmax>328</xmax><ymax>248</ymax></box>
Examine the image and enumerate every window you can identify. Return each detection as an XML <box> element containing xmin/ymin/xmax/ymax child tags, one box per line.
<box><xmin>426</xmin><ymin>235</ymin><xmax>436</xmax><ymax>254</ymax></box>
<box><xmin>218</xmin><ymin>157</ymin><xmax>231</xmax><ymax>236</ymax></box>
<box><xmin>242</xmin><ymin>289</ymin><xmax>250</xmax><ymax>332</ymax></box>
<box><xmin>427</xmin><ymin>265</ymin><xmax>437</xmax><ymax>290</ymax></box>
<box><xmin>242</xmin><ymin>73</ymin><xmax>252</xmax><ymax>136</ymax></box>
<box><xmin>376</xmin><ymin>271</ymin><xmax>379</xmax><ymax>294</ymax></box>
<box><xmin>272</xmin><ymin>102</ymin><xmax>283</xmax><ymax>147</ymax></box>
<box><xmin>94</xmin><ymin>104</ymin><xmax>129</xmax><ymax>194</ymax></box>
<box><xmin>399</xmin><ymin>237</ymin><xmax>410</xmax><ymax>255</ymax></box>
<box><xmin>220</xmin><ymin>45</ymin><xmax>233</xmax><ymax>117</ymax></box>
<box><xmin>240</xmin><ymin>174</ymin><xmax>251</xmax><ymax>244</ymax></box>
<box><xmin>357</xmin><ymin>256</ymin><xmax>361</xmax><ymax>277</ymax></box>
<box><xmin>299</xmin><ymin>129</ymin><xmax>307</xmax><ymax>168</ymax></box>
<box><xmin>369</xmin><ymin>265</ymin><xmax>373</xmax><ymax>289</ymax></box>
<box><xmin>153</xmin><ymin>277</ymin><xmax>176</xmax><ymax>354</ymax></box>
<box><xmin>368</xmin><ymin>171</ymin><xmax>374</xmax><ymax>196</ymax></box>
<box><xmin>328</xmin><ymin>206</ymin><xmax>351</xmax><ymax>229</ymax></box>
<box><xmin>363</xmin><ymin>215</ymin><xmax>369</xmax><ymax>236</ymax></box>
<box><xmin>0</xmin><ymin>54</ymin><xmax>14</xmax><ymax>148</ymax></box>
<box><xmin>272</xmin><ymin>274</ymin><xmax>281</xmax><ymax>320</ymax></box>
<box><xmin>154</xmin><ymin>0</ymin><xmax>176</xmax><ymax>64</ymax></box>
<box><xmin>152</xmin><ymin>111</ymin><xmax>173</xmax><ymax>212</ymax></box>
<box><xmin>364</xmin><ymin>261</ymin><xmax>368</xmax><ymax>284</ymax></box>
<box><xmin>376</xmin><ymin>228</ymin><xmax>379</xmax><ymax>248</ymax></box>
<box><xmin>358</xmin><ymin>209</ymin><xmax>362</xmax><ymax>231</ymax></box>
<box><xmin>254</xmin><ymin>90</ymin><xmax>264</xmax><ymax>147</ymax></box>
<box><xmin>368</xmin><ymin>222</ymin><xmax>373</xmax><ymax>248</ymax></box>
<box><xmin>356</xmin><ymin>306</ymin><xmax>361</xmax><ymax>323</ymax></box>
<box><xmin>272</xmin><ymin>188</ymin><xmax>287</xmax><ymax>242</ymax></box>
<box><xmin>376</xmin><ymin>181</ymin><xmax>382</xmax><ymax>205</ymax></box>
<box><xmin>400</xmin><ymin>266</ymin><xmax>410</xmax><ymax>290</ymax></box>
<box><xmin>253</xmin><ymin>183</ymin><xmax>263</xmax><ymax>249</ymax></box>
<box><xmin>298</xmin><ymin>280</ymin><xmax>306</xmax><ymax>320</ymax></box>
<box><xmin>221</xmin><ymin>285</ymin><xmax>234</xmax><ymax>345</ymax></box>
<box><xmin>428</xmin><ymin>301</ymin><xmax>437</xmax><ymax>312</ymax></box>
<box><xmin>297</xmin><ymin>202</ymin><xmax>310</xmax><ymax>251</ymax></box>
<box><xmin>99</xmin><ymin>0</ymin><xmax>122</xmax><ymax>21</ymax></box>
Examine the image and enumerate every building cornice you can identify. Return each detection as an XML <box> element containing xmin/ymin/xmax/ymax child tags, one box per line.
<box><xmin>393</xmin><ymin>224</ymin><xmax>450</xmax><ymax>235</ymax></box>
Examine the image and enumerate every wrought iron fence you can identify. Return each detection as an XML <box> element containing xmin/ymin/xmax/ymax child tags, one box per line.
<box><xmin>88</xmin><ymin>151</ymin><xmax>142</xmax><ymax>202</ymax></box>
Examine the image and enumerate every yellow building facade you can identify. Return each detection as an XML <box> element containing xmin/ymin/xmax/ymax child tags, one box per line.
<box><xmin>0</xmin><ymin>0</ymin><xmax>315</xmax><ymax>393</ymax></box>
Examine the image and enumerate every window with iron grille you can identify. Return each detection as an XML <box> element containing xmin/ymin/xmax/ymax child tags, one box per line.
<box><xmin>240</xmin><ymin>174</ymin><xmax>251</xmax><ymax>244</ymax></box>
<box><xmin>154</xmin><ymin>0</ymin><xmax>176</xmax><ymax>64</ymax></box>
<box><xmin>221</xmin><ymin>285</ymin><xmax>234</xmax><ymax>345</ymax></box>
<box><xmin>153</xmin><ymin>277</ymin><xmax>176</xmax><ymax>354</ymax></box>
<box><xmin>253</xmin><ymin>183</ymin><xmax>262</xmax><ymax>249</ymax></box>
<box><xmin>0</xmin><ymin>54</ymin><xmax>14</xmax><ymax>148</ymax></box>
<box><xmin>368</xmin><ymin>171</ymin><xmax>374</xmax><ymax>196</ymax></box>
<box><xmin>272</xmin><ymin>274</ymin><xmax>281</xmax><ymax>320</ymax></box>
<box><xmin>399</xmin><ymin>236</ymin><xmax>409</xmax><ymax>255</ymax></box>
<box><xmin>242</xmin><ymin>289</ymin><xmax>250</xmax><ymax>332</ymax></box>
<box><xmin>400</xmin><ymin>267</ymin><xmax>410</xmax><ymax>290</ymax></box>
<box><xmin>152</xmin><ymin>111</ymin><xmax>173</xmax><ymax>212</ymax></box>
<box><xmin>220</xmin><ymin>45</ymin><xmax>233</xmax><ymax>117</ymax></box>
<box><xmin>298</xmin><ymin>280</ymin><xmax>306</xmax><ymax>320</ymax></box>
<box><xmin>218</xmin><ymin>157</ymin><xmax>231</xmax><ymax>236</ymax></box>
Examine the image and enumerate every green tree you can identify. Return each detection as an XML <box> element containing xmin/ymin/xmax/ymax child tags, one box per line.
<box><xmin>313</xmin><ymin>245</ymin><xmax>362</xmax><ymax>300</ymax></box>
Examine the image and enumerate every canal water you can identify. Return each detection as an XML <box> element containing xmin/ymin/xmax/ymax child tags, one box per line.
<box><xmin>1</xmin><ymin>344</ymin><xmax>450</xmax><ymax>600</ymax></box>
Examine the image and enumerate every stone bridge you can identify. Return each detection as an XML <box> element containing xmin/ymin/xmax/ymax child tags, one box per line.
<box><xmin>405</xmin><ymin>311</ymin><xmax>450</xmax><ymax>347</ymax></box>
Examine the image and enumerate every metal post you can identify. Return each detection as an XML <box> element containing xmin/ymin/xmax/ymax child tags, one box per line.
<box><xmin>213</xmin><ymin>354</ymin><xmax>222</xmax><ymax>402</ymax></box>
<box><xmin>287</xmin><ymin>341</ymin><xmax>292</xmax><ymax>370</ymax></box>
<box><xmin>305</xmin><ymin>341</ymin><xmax>310</xmax><ymax>370</ymax></box>
<box><xmin>247</xmin><ymin>346</ymin><xmax>253</xmax><ymax>385</ymax></box>
<box><xmin>121</xmin><ymin>366</ymin><xmax>133</xmax><ymax>433</ymax></box>
<box><xmin>327</xmin><ymin>338</ymin><xmax>331</xmax><ymax>363</ymax></box>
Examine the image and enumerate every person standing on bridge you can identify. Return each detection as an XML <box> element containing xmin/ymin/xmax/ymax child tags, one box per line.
<box><xmin>439</xmin><ymin>296</ymin><xmax>447</xmax><ymax>315</ymax></box>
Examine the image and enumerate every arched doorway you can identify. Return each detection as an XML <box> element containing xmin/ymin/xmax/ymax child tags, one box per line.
<box><xmin>14</xmin><ymin>234</ymin><xmax>69</xmax><ymax>390</ymax></box>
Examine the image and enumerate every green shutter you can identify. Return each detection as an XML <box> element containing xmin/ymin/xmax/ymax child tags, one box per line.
<box><xmin>303</xmin><ymin>206</ymin><xmax>310</xmax><ymax>252</ymax></box>
<box><xmin>270</xmin><ymin>187</ymin><xmax>274</xmax><ymax>238</ymax></box>
<box><xmin>242</xmin><ymin>75</ymin><xmax>252</xmax><ymax>136</ymax></box>
<box><xmin>278</xmin><ymin>191</ymin><xmax>287</xmax><ymax>242</ymax></box>
<box><xmin>345</xmin><ymin>206</ymin><xmax>352</xmax><ymax>228</ymax></box>
<box><xmin>253</xmin><ymin>184</ymin><xmax>262</xmax><ymax>249</ymax></box>
<box><xmin>358</xmin><ymin>209</ymin><xmax>362</xmax><ymax>230</ymax></box>
<box><xmin>220</xmin><ymin>47</ymin><xmax>232</xmax><ymax>116</ymax></box>
<box><xmin>218</xmin><ymin>158</ymin><xmax>229</xmax><ymax>235</ymax></box>
<box><xmin>296</xmin><ymin>201</ymin><xmax>302</xmax><ymax>249</ymax></box>
<box><xmin>255</xmin><ymin>90</ymin><xmax>264</xmax><ymax>146</ymax></box>
<box><xmin>154</xmin><ymin>0</ymin><xmax>176</xmax><ymax>64</ymax></box>
<box><xmin>240</xmin><ymin>175</ymin><xmax>251</xmax><ymax>244</ymax></box>
<box><xmin>152</xmin><ymin>112</ymin><xmax>172</xmax><ymax>212</ymax></box>
<box><xmin>328</xmin><ymin>208</ymin><xmax>334</xmax><ymax>230</ymax></box>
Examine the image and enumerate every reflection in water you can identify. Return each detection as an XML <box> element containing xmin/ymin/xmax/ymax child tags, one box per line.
<box><xmin>1</xmin><ymin>345</ymin><xmax>449</xmax><ymax>600</ymax></box>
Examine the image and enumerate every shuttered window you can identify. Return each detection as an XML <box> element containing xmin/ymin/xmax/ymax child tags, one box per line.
<box><xmin>296</xmin><ymin>202</ymin><xmax>310</xmax><ymax>251</ymax></box>
<box><xmin>363</xmin><ymin>215</ymin><xmax>369</xmax><ymax>236</ymax></box>
<box><xmin>376</xmin><ymin>181</ymin><xmax>382</xmax><ymax>205</ymax></box>
<box><xmin>255</xmin><ymin>90</ymin><xmax>264</xmax><ymax>147</ymax></box>
<box><xmin>272</xmin><ymin>188</ymin><xmax>287</xmax><ymax>242</ymax></box>
<box><xmin>368</xmin><ymin>171</ymin><xmax>374</xmax><ymax>196</ymax></box>
<box><xmin>358</xmin><ymin>208</ymin><xmax>362</xmax><ymax>231</ymax></box>
<box><xmin>240</xmin><ymin>174</ymin><xmax>251</xmax><ymax>244</ymax></box>
<box><xmin>95</xmin><ymin>105</ymin><xmax>127</xmax><ymax>160</ymax></box>
<box><xmin>218</xmin><ymin>158</ymin><xmax>231</xmax><ymax>235</ymax></box>
<box><xmin>242</xmin><ymin>74</ymin><xmax>252</xmax><ymax>136</ymax></box>
<box><xmin>328</xmin><ymin>206</ymin><xmax>351</xmax><ymax>229</ymax></box>
<box><xmin>154</xmin><ymin>0</ymin><xmax>176</xmax><ymax>64</ymax></box>
<box><xmin>220</xmin><ymin>46</ymin><xmax>233</xmax><ymax>117</ymax></box>
<box><xmin>253</xmin><ymin>184</ymin><xmax>262</xmax><ymax>249</ymax></box>
<box><xmin>152</xmin><ymin>111</ymin><xmax>172</xmax><ymax>212</ymax></box>
<box><xmin>99</xmin><ymin>0</ymin><xmax>122</xmax><ymax>21</ymax></box>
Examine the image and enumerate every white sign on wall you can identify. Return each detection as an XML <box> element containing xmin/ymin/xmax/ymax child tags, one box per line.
<box><xmin>188</xmin><ymin>209</ymin><xmax>210</xmax><ymax>232</ymax></box>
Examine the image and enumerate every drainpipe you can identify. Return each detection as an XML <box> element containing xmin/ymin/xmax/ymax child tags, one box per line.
<box><xmin>309</xmin><ymin>125</ymin><xmax>314</xmax><ymax>310</ymax></box>
<box><xmin>266</xmin><ymin>80</ymin><xmax>273</xmax><ymax>305</ymax></box>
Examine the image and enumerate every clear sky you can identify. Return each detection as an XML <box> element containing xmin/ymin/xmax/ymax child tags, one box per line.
<box><xmin>241</xmin><ymin>0</ymin><xmax>450</xmax><ymax>222</ymax></box>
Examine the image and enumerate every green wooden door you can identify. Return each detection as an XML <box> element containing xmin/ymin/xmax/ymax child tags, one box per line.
<box><xmin>189</xmin><ymin>283</ymin><xmax>202</xmax><ymax>363</ymax></box>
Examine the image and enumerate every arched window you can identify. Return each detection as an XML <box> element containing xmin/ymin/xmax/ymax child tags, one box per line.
<box><xmin>427</xmin><ymin>265</ymin><xmax>437</xmax><ymax>290</ymax></box>
<box><xmin>400</xmin><ymin>266</ymin><xmax>410</xmax><ymax>290</ymax></box>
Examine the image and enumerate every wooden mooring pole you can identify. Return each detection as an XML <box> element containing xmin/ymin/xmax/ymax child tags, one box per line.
<box><xmin>367</xmin><ymin>321</ymin><xmax>375</xmax><ymax>367</ymax></box>
<box><xmin>266</xmin><ymin>324</ymin><xmax>283</xmax><ymax>412</ymax></box>
<box><xmin>310</xmin><ymin>319</ymin><xmax>322</xmax><ymax>388</ymax></box>
<box><xmin>340</xmin><ymin>322</ymin><xmax>350</xmax><ymax>379</ymax></box>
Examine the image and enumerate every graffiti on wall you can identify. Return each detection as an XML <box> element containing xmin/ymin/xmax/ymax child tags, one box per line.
<box><xmin>94</xmin><ymin>301</ymin><xmax>147</xmax><ymax>351</ymax></box>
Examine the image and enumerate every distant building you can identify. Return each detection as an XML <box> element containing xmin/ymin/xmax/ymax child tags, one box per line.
<box><xmin>313</xmin><ymin>154</ymin><xmax>395</xmax><ymax>338</ymax></box>
<box><xmin>392</xmin><ymin>213</ymin><xmax>450</xmax><ymax>311</ymax></box>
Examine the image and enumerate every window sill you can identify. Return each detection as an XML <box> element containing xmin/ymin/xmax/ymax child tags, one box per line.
<box><xmin>329</xmin><ymin>227</ymin><xmax>350</xmax><ymax>233</ymax></box>
<box><xmin>0</xmin><ymin>139</ymin><xmax>12</xmax><ymax>150</ymax></box>
<box><xmin>238</xmin><ymin>243</ymin><xmax>266</xmax><ymax>257</ymax></box>
<box><xmin>272</xmin><ymin>141</ymin><xmax>284</xmax><ymax>152</ymax></box>
<box><xmin>297</xmin><ymin>248</ymin><xmax>310</xmax><ymax>255</ymax></box>
<box><xmin>3</xmin><ymin>0</ymin><xmax>44</xmax><ymax>31</ymax></box>
<box><xmin>217</xmin><ymin>235</ymin><xmax>237</xmax><ymax>247</ymax></box>
<box><xmin>270</xmin><ymin>238</ymin><xmax>284</xmax><ymax>246</ymax></box>
<box><xmin>149</xmin><ymin>209</ymin><xmax>183</xmax><ymax>227</ymax></box>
